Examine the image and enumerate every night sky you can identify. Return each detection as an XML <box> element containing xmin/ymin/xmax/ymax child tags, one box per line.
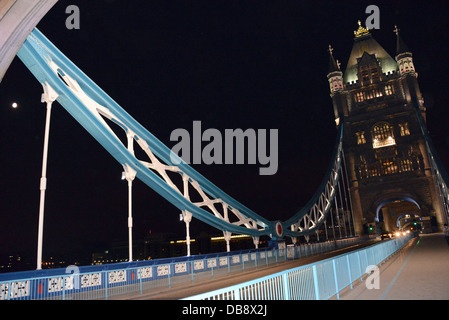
<box><xmin>1</xmin><ymin>0</ymin><xmax>448</xmax><ymax>264</ymax></box>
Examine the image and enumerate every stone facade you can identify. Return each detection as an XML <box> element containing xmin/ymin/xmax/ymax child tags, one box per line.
<box><xmin>327</xmin><ymin>24</ymin><xmax>445</xmax><ymax>234</ymax></box>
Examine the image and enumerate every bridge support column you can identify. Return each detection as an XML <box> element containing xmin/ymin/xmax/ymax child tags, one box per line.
<box><xmin>122</xmin><ymin>164</ymin><xmax>137</xmax><ymax>262</ymax></box>
<box><xmin>252</xmin><ymin>236</ymin><xmax>259</xmax><ymax>249</ymax></box>
<box><xmin>223</xmin><ymin>231</ymin><xmax>231</xmax><ymax>252</ymax></box>
<box><xmin>36</xmin><ymin>83</ymin><xmax>58</xmax><ymax>270</ymax></box>
<box><xmin>181</xmin><ymin>210</ymin><xmax>192</xmax><ymax>256</ymax></box>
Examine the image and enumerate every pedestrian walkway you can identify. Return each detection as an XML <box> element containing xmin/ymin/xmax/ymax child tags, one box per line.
<box><xmin>339</xmin><ymin>233</ymin><xmax>449</xmax><ymax>300</ymax></box>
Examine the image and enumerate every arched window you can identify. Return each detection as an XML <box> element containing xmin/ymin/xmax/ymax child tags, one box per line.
<box><xmin>356</xmin><ymin>131</ymin><xmax>366</xmax><ymax>144</ymax></box>
<box><xmin>399</xmin><ymin>123</ymin><xmax>410</xmax><ymax>136</ymax></box>
<box><xmin>372</xmin><ymin>122</ymin><xmax>396</xmax><ymax>148</ymax></box>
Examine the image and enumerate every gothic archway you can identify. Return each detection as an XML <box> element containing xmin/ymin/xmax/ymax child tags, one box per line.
<box><xmin>371</xmin><ymin>192</ymin><xmax>422</xmax><ymax>233</ymax></box>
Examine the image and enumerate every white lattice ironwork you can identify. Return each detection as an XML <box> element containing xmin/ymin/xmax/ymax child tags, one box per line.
<box><xmin>284</xmin><ymin>138</ymin><xmax>344</xmax><ymax>238</ymax></box>
<box><xmin>19</xmin><ymin>28</ymin><xmax>349</xmax><ymax>243</ymax></box>
<box><xmin>40</xmin><ymin>50</ymin><xmax>269</xmax><ymax>239</ymax></box>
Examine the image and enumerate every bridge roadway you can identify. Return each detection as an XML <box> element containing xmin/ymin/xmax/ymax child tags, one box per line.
<box><xmin>337</xmin><ymin>233</ymin><xmax>449</xmax><ymax>300</ymax></box>
<box><xmin>113</xmin><ymin>240</ymin><xmax>378</xmax><ymax>300</ymax></box>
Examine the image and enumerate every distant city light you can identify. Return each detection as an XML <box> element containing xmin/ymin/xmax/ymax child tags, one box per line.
<box><xmin>11</xmin><ymin>102</ymin><xmax>18</xmax><ymax>108</ymax></box>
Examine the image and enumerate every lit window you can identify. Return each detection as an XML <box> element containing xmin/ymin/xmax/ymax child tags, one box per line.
<box><xmin>381</xmin><ymin>159</ymin><xmax>398</xmax><ymax>175</ymax></box>
<box><xmin>359</xmin><ymin>63</ymin><xmax>382</xmax><ymax>85</ymax></box>
<box><xmin>385</xmin><ymin>84</ymin><xmax>393</xmax><ymax>95</ymax></box>
<box><xmin>360</xmin><ymin>65</ymin><xmax>370</xmax><ymax>83</ymax></box>
<box><xmin>400</xmin><ymin>159</ymin><xmax>413</xmax><ymax>172</ymax></box>
<box><xmin>372</xmin><ymin>122</ymin><xmax>396</xmax><ymax>148</ymax></box>
<box><xmin>399</xmin><ymin>123</ymin><xmax>410</xmax><ymax>136</ymax></box>
<box><xmin>370</xmin><ymin>67</ymin><xmax>379</xmax><ymax>80</ymax></box>
<box><xmin>357</xmin><ymin>89</ymin><xmax>382</xmax><ymax>102</ymax></box>
<box><xmin>356</xmin><ymin>131</ymin><xmax>366</xmax><ymax>144</ymax></box>
<box><xmin>355</xmin><ymin>92</ymin><xmax>365</xmax><ymax>102</ymax></box>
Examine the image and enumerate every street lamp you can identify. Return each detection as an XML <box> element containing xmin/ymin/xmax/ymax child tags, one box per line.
<box><xmin>36</xmin><ymin>83</ymin><xmax>58</xmax><ymax>270</ymax></box>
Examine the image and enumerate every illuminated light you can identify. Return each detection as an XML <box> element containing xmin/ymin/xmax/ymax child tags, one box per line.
<box><xmin>175</xmin><ymin>239</ymin><xmax>196</xmax><ymax>244</ymax></box>
<box><xmin>210</xmin><ymin>234</ymin><xmax>252</xmax><ymax>241</ymax></box>
<box><xmin>373</xmin><ymin>137</ymin><xmax>396</xmax><ymax>149</ymax></box>
<box><xmin>11</xmin><ymin>102</ymin><xmax>18</xmax><ymax>108</ymax></box>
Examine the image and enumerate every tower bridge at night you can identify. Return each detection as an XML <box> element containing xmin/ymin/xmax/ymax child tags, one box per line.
<box><xmin>1</xmin><ymin>1</ymin><xmax>449</xmax><ymax>301</ymax></box>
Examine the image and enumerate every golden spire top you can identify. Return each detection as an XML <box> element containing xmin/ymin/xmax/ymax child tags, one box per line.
<box><xmin>354</xmin><ymin>20</ymin><xmax>370</xmax><ymax>38</ymax></box>
<box><xmin>393</xmin><ymin>25</ymin><xmax>400</xmax><ymax>36</ymax></box>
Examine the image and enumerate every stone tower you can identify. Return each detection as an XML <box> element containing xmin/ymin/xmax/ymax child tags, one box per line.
<box><xmin>327</xmin><ymin>22</ymin><xmax>445</xmax><ymax>235</ymax></box>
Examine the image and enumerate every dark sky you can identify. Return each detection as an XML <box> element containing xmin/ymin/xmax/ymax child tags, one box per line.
<box><xmin>1</xmin><ymin>0</ymin><xmax>448</xmax><ymax>262</ymax></box>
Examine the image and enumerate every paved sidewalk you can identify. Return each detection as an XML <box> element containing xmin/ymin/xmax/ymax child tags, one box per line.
<box><xmin>339</xmin><ymin>233</ymin><xmax>449</xmax><ymax>300</ymax></box>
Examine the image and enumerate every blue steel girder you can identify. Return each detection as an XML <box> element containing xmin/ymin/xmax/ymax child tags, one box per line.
<box><xmin>282</xmin><ymin>123</ymin><xmax>344</xmax><ymax>237</ymax></box>
<box><xmin>17</xmin><ymin>28</ymin><xmax>345</xmax><ymax>239</ymax></box>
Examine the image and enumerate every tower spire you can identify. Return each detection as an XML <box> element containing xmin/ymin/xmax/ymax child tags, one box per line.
<box><xmin>328</xmin><ymin>44</ymin><xmax>341</xmax><ymax>73</ymax></box>
<box><xmin>394</xmin><ymin>25</ymin><xmax>410</xmax><ymax>55</ymax></box>
<box><xmin>327</xmin><ymin>45</ymin><xmax>344</xmax><ymax>97</ymax></box>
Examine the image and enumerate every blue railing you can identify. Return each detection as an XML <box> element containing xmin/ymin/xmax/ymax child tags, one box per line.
<box><xmin>182</xmin><ymin>234</ymin><xmax>413</xmax><ymax>300</ymax></box>
<box><xmin>0</xmin><ymin>236</ymin><xmax>369</xmax><ymax>300</ymax></box>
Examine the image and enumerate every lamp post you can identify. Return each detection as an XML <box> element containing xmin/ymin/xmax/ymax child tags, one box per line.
<box><xmin>122</xmin><ymin>164</ymin><xmax>136</xmax><ymax>262</ymax></box>
<box><xmin>36</xmin><ymin>83</ymin><xmax>58</xmax><ymax>270</ymax></box>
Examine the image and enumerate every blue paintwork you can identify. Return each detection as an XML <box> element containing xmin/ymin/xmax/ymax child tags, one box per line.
<box><xmin>183</xmin><ymin>234</ymin><xmax>414</xmax><ymax>300</ymax></box>
<box><xmin>17</xmin><ymin>28</ymin><xmax>344</xmax><ymax>239</ymax></box>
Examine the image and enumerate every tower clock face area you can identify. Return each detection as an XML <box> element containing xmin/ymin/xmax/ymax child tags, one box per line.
<box><xmin>327</xmin><ymin>22</ymin><xmax>445</xmax><ymax>235</ymax></box>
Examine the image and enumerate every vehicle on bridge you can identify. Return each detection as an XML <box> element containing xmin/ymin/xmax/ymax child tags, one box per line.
<box><xmin>380</xmin><ymin>232</ymin><xmax>393</xmax><ymax>240</ymax></box>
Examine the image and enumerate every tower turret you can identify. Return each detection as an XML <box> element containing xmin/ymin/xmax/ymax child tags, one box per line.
<box><xmin>394</xmin><ymin>25</ymin><xmax>416</xmax><ymax>76</ymax></box>
<box><xmin>327</xmin><ymin>45</ymin><xmax>344</xmax><ymax>95</ymax></box>
<box><xmin>394</xmin><ymin>25</ymin><xmax>423</xmax><ymax>110</ymax></box>
<box><xmin>327</xmin><ymin>45</ymin><xmax>348</xmax><ymax>124</ymax></box>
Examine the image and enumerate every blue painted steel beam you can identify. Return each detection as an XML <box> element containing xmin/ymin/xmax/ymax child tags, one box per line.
<box><xmin>17</xmin><ymin>28</ymin><xmax>344</xmax><ymax>238</ymax></box>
